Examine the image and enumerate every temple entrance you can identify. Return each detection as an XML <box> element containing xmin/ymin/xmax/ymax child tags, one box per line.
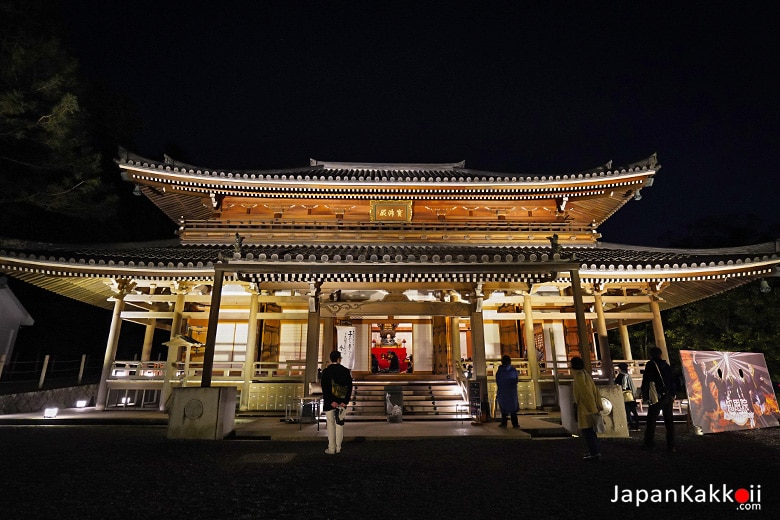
<box><xmin>370</xmin><ymin>321</ymin><xmax>413</xmax><ymax>374</ymax></box>
<box><xmin>321</xmin><ymin>297</ymin><xmax>476</xmax><ymax>382</ymax></box>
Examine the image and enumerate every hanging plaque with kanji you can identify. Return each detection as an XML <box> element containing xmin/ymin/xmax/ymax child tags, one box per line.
<box><xmin>369</xmin><ymin>200</ymin><xmax>413</xmax><ymax>222</ymax></box>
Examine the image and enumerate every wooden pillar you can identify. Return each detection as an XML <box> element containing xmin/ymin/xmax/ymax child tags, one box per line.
<box><xmin>470</xmin><ymin>286</ymin><xmax>487</xmax><ymax>379</ymax></box>
<box><xmin>140</xmin><ymin>285</ymin><xmax>157</xmax><ymax>362</ymax></box>
<box><xmin>96</xmin><ymin>282</ymin><xmax>130</xmax><ymax>410</ymax></box>
<box><xmin>649</xmin><ymin>297</ymin><xmax>669</xmax><ymax>361</ymax></box>
<box><xmin>432</xmin><ymin>316</ymin><xmax>449</xmax><ymax>375</ymax></box>
<box><xmin>619</xmin><ymin>320</ymin><xmax>632</xmax><ymax>360</ymax></box>
<box><xmin>141</xmin><ymin>319</ymin><xmax>156</xmax><ymax>362</ymax></box>
<box><xmin>450</xmin><ymin>317</ymin><xmax>462</xmax><ymax>372</ymax></box>
<box><xmin>470</xmin><ymin>287</ymin><xmax>488</xmax><ymax>422</ymax></box>
<box><xmin>182</xmin><ymin>342</ymin><xmax>192</xmax><ymax>387</ymax></box>
<box><xmin>523</xmin><ymin>293</ymin><xmax>541</xmax><ymax>407</ymax></box>
<box><xmin>202</xmin><ymin>268</ymin><xmax>225</xmax><ymax>388</ymax></box>
<box><xmin>304</xmin><ymin>283</ymin><xmax>322</xmax><ymax>396</ymax></box>
<box><xmin>322</xmin><ymin>317</ymin><xmax>335</xmax><ymax>369</ymax></box>
<box><xmin>160</xmin><ymin>287</ymin><xmax>188</xmax><ymax>410</ymax></box>
<box><xmin>240</xmin><ymin>291</ymin><xmax>259</xmax><ymax>411</ymax></box>
<box><xmin>593</xmin><ymin>291</ymin><xmax>613</xmax><ymax>382</ymax></box>
<box><xmin>569</xmin><ymin>269</ymin><xmax>592</xmax><ymax>372</ymax></box>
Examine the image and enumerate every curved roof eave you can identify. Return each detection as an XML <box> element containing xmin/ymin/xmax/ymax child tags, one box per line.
<box><xmin>3</xmin><ymin>239</ymin><xmax>778</xmax><ymax>274</ymax></box>
<box><xmin>117</xmin><ymin>151</ymin><xmax>659</xmax><ymax>192</ymax></box>
<box><xmin>2</xmin><ymin>242</ymin><xmax>777</xmax><ymax>284</ymax></box>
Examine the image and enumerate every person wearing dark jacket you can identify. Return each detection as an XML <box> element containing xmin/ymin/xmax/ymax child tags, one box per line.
<box><xmin>641</xmin><ymin>347</ymin><xmax>677</xmax><ymax>452</ymax></box>
<box><xmin>495</xmin><ymin>355</ymin><xmax>520</xmax><ymax>428</ymax></box>
<box><xmin>321</xmin><ymin>350</ymin><xmax>353</xmax><ymax>454</ymax></box>
<box><xmin>387</xmin><ymin>351</ymin><xmax>400</xmax><ymax>373</ymax></box>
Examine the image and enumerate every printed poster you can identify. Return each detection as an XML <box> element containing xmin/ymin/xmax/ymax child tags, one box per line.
<box><xmin>680</xmin><ymin>350</ymin><xmax>779</xmax><ymax>434</ymax></box>
<box><xmin>336</xmin><ymin>326</ymin><xmax>356</xmax><ymax>370</ymax></box>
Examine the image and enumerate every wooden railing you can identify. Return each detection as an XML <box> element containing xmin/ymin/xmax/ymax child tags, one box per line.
<box><xmin>109</xmin><ymin>358</ymin><xmax>647</xmax><ymax>387</ymax></box>
<box><xmin>109</xmin><ymin>360</ymin><xmax>314</xmax><ymax>384</ymax></box>
<box><xmin>465</xmin><ymin>358</ymin><xmax>648</xmax><ymax>382</ymax></box>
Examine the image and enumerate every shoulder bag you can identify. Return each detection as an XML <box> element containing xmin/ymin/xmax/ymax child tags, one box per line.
<box><xmin>647</xmin><ymin>361</ymin><xmax>666</xmax><ymax>405</ymax></box>
<box><xmin>592</xmin><ymin>412</ymin><xmax>606</xmax><ymax>433</ymax></box>
<box><xmin>617</xmin><ymin>373</ymin><xmax>635</xmax><ymax>402</ymax></box>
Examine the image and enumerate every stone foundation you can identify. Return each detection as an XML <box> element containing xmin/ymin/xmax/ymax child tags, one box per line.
<box><xmin>0</xmin><ymin>384</ymin><xmax>99</xmax><ymax>414</ymax></box>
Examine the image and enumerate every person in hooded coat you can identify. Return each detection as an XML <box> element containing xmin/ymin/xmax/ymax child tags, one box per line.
<box><xmin>495</xmin><ymin>355</ymin><xmax>520</xmax><ymax>428</ymax></box>
<box><xmin>572</xmin><ymin>356</ymin><xmax>603</xmax><ymax>460</ymax></box>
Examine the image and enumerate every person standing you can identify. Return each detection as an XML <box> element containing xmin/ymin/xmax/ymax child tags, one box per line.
<box><xmin>641</xmin><ymin>347</ymin><xmax>677</xmax><ymax>452</ymax></box>
<box><xmin>387</xmin><ymin>351</ymin><xmax>400</xmax><ymax>373</ymax></box>
<box><xmin>495</xmin><ymin>355</ymin><xmax>520</xmax><ymax>428</ymax></box>
<box><xmin>615</xmin><ymin>362</ymin><xmax>640</xmax><ymax>431</ymax></box>
<box><xmin>321</xmin><ymin>350</ymin><xmax>353</xmax><ymax>455</ymax></box>
<box><xmin>571</xmin><ymin>356</ymin><xmax>603</xmax><ymax>460</ymax></box>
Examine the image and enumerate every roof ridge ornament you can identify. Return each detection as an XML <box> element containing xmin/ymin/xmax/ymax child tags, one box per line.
<box><xmin>233</xmin><ymin>233</ymin><xmax>244</xmax><ymax>258</ymax></box>
<box><xmin>309</xmin><ymin>159</ymin><xmax>466</xmax><ymax>170</ymax></box>
<box><xmin>547</xmin><ymin>233</ymin><xmax>576</xmax><ymax>262</ymax></box>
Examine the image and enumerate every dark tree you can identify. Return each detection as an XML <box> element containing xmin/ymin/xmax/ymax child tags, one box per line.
<box><xmin>663</xmin><ymin>279</ymin><xmax>780</xmax><ymax>380</ymax></box>
<box><xmin>616</xmin><ymin>216</ymin><xmax>780</xmax><ymax>380</ymax></box>
<box><xmin>0</xmin><ymin>1</ymin><xmax>117</xmax><ymax>229</ymax></box>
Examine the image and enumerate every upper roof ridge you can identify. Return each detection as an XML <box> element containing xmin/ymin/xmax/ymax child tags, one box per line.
<box><xmin>309</xmin><ymin>159</ymin><xmax>466</xmax><ymax>170</ymax></box>
<box><xmin>119</xmin><ymin>149</ymin><xmax>660</xmax><ymax>179</ymax></box>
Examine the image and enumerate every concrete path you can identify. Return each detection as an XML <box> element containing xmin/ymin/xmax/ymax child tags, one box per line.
<box><xmin>0</xmin><ymin>407</ymin><xmax>569</xmax><ymax>440</ymax></box>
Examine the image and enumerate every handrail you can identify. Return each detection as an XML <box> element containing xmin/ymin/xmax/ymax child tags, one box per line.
<box><xmin>108</xmin><ymin>360</ymin><xmax>308</xmax><ymax>382</ymax></box>
<box><xmin>108</xmin><ymin>358</ymin><xmax>648</xmax><ymax>388</ymax></box>
<box><xmin>480</xmin><ymin>357</ymin><xmax>648</xmax><ymax>381</ymax></box>
<box><xmin>452</xmin><ymin>361</ymin><xmax>469</xmax><ymax>403</ymax></box>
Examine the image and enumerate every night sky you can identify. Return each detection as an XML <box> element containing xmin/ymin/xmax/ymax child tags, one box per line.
<box><xmin>5</xmin><ymin>2</ymin><xmax>780</xmax><ymax>360</ymax></box>
<box><xmin>58</xmin><ymin>1</ymin><xmax>779</xmax><ymax>247</ymax></box>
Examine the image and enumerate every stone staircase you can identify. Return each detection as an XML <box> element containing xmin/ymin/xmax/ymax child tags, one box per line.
<box><xmin>346</xmin><ymin>377</ymin><xmax>468</xmax><ymax>421</ymax></box>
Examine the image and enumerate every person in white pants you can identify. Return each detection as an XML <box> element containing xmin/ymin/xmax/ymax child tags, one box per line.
<box><xmin>320</xmin><ymin>350</ymin><xmax>353</xmax><ymax>454</ymax></box>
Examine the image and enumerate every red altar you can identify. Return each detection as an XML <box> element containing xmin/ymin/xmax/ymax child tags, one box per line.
<box><xmin>371</xmin><ymin>347</ymin><xmax>409</xmax><ymax>373</ymax></box>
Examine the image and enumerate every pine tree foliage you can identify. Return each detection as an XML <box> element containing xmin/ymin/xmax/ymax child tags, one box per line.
<box><xmin>0</xmin><ymin>1</ymin><xmax>117</xmax><ymax>219</ymax></box>
<box><xmin>663</xmin><ymin>278</ymin><xmax>780</xmax><ymax>380</ymax></box>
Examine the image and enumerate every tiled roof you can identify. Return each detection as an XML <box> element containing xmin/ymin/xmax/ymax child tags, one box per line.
<box><xmin>2</xmin><ymin>239</ymin><xmax>777</xmax><ymax>313</ymax></box>
<box><xmin>118</xmin><ymin>149</ymin><xmax>659</xmax><ymax>186</ymax></box>
<box><xmin>117</xmin><ymin>151</ymin><xmax>660</xmax><ymax>231</ymax></box>
<box><xmin>2</xmin><ymin>239</ymin><xmax>777</xmax><ymax>274</ymax></box>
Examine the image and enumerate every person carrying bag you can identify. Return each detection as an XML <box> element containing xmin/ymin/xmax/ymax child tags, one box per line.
<box><xmin>616</xmin><ymin>362</ymin><xmax>640</xmax><ymax>431</ymax></box>
<box><xmin>571</xmin><ymin>356</ymin><xmax>603</xmax><ymax>461</ymax></box>
<box><xmin>640</xmin><ymin>347</ymin><xmax>677</xmax><ymax>452</ymax></box>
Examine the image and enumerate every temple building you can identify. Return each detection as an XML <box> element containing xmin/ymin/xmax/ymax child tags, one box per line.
<box><xmin>1</xmin><ymin>150</ymin><xmax>778</xmax><ymax>419</ymax></box>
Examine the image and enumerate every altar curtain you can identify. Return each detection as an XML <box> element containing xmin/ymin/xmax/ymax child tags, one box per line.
<box><xmin>371</xmin><ymin>347</ymin><xmax>409</xmax><ymax>372</ymax></box>
<box><xmin>336</xmin><ymin>326</ymin><xmax>356</xmax><ymax>370</ymax></box>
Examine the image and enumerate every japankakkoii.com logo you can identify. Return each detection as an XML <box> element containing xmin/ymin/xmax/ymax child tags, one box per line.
<box><xmin>611</xmin><ymin>484</ymin><xmax>762</xmax><ymax>511</ymax></box>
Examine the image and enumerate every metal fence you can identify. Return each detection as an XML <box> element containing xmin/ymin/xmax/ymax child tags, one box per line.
<box><xmin>0</xmin><ymin>354</ymin><xmax>102</xmax><ymax>395</ymax></box>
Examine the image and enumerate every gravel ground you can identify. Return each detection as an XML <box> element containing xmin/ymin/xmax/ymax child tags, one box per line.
<box><xmin>1</xmin><ymin>424</ymin><xmax>777</xmax><ymax>519</ymax></box>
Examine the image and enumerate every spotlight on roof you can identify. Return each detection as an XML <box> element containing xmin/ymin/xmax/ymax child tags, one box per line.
<box><xmin>633</xmin><ymin>190</ymin><xmax>642</xmax><ymax>201</ymax></box>
<box><xmin>760</xmin><ymin>279</ymin><xmax>771</xmax><ymax>293</ymax></box>
<box><xmin>132</xmin><ymin>185</ymin><xmax>142</xmax><ymax>197</ymax></box>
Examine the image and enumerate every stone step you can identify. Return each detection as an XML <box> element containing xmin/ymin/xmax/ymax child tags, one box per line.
<box><xmin>352</xmin><ymin>391</ymin><xmax>462</xmax><ymax>397</ymax></box>
<box><xmin>349</xmin><ymin>401</ymin><xmax>463</xmax><ymax>410</ymax></box>
<box><xmin>346</xmin><ymin>378</ymin><xmax>467</xmax><ymax>420</ymax></box>
<box><xmin>342</xmin><ymin>414</ymin><xmax>467</xmax><ymax>421</ymax></box>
